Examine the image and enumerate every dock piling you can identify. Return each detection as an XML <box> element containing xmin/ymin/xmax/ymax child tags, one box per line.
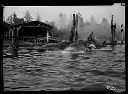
<box><xmin>12</xmin><ymin>27</ymin><xmax>19</xmax><ymax>58</ymax></box>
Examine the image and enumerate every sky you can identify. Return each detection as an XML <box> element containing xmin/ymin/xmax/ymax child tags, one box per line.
<box><xmin>3</xmin><ymin>3</ymin><xmax>125</xmax><ymax>26</ymax></box>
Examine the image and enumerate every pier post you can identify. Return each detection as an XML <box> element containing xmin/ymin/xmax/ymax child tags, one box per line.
<box><xmin>70</xmin><ymin>13</ymin><xmax>77</xmax><ymax>42</ymax></box>
<box><xmin>121</xmin><ymin>24</ymin><xmax>123</xmax><ymax>44</ymax></box>
<box><xmin>75</xmin><ymin>14</ymin><xmax>78</xmax><ymax>41</ymax></box>
<box><xmin>12</xmin><ymin>27</ymin><xmax>19</xmax><ymax>58</ymax></box>
<box><xmin>110</xmin><ymin>15</ymin><xmax>117</xmax><ymax>51</ymax></box>
<box><xmin>73</xmin><ymin>14</ymin><xmax>76</xmax><ymax>42</ymax></box>
<box><xmin>60</xmin><ymin>29</ymin><xmax>61</xmax><ymax>41</ymax></box>
<box><xmin>46</xmin><ymin>30</ymin><xmax>49</xmax><ymax>43</ymax></box>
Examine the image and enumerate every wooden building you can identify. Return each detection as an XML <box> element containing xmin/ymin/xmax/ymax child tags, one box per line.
<box><xmin>3</xmin><ymin>22</ymin><xmax>11</xmax><ymax>38</ymax></box>
<box><xmin>9</xmin><ymin>21</ymin><xmax>55</xmax><ymax>43</ymax></box>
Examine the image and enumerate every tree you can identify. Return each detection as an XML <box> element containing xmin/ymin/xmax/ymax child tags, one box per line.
<box><xmin>24</xmin><ymin>10</ymin><xmax>33</xmax><ymax>22</ymax></box>
<box><xmin>101</xmin><ymin>18</ymin><xmax>109</xmax><ymax>26</ymax></box>
<box><xmin>52</xmin><ymin>26</ymin><xmax>60</xmax><ymax>38</ymax></box>
<box><xmin>58</xmin><ymin>13</ymin><xmax>67</xmax><ymax>29</ymax></box>
<box><xmin>6</xmin><ymin>12</ymin><xmax>25</xmax><ymax>25</ymax></box>
<box><xmin>3</xmin><ymin>17</ymin><xmax>5</xmax><ymax>22</ymax></box>
<box><xmin>14</xmin><ymin>18</ymin><xmax>25</xmax><ymax>25</ymax></box>
<box><xmin>36</xmin><ymin>13</ymin><xmax>41</xmax><ymax>21</ymax></box>
<box><xmin>47</xmin><ymin>21</ymin><xmax>59</xmax><ymax>38</ymax></box>
<box><xmin>45</xmin><ymin>20</ymin><xmax>49</xmax><ymax>24</ymax></box>
<box><xmin>6</xmin><ymin>14</ymin><xmax>14</xmax><ymax>25</ymax></box>
<box><xmin>77</xmin><ymin>12</ymin><xmax>84</xmax><ymax>27</ymax></box>
<box><xmin>90</xmin><ymin>16</ymin><xmax>97</xmax><ymax>25</ymax></box>
<box><xmin>58</xmin><ymin>13</ymin><xmax>68</xmax><ymax>40</ymax></box>
<box><xmin>49</xmin><ymin>21</ymin><xmax>56</xmax><ymax>27</ymax></box>
<box><xmin>5</xmin><ymin>12</ymin><xmax>17</xmax><ymax>25</ymax></box>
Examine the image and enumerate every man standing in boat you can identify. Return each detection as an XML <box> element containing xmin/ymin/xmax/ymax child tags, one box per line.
<box><xmin>87</xmin><ymin>31</ymin><xmax>103</xmax><ymax>49</ymax></box>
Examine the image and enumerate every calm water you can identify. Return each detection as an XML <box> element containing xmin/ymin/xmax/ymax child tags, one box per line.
<box><xmin>3</xmin><ymin>44</ymin><xmax>125</xmax><ymax>92</ymax></box>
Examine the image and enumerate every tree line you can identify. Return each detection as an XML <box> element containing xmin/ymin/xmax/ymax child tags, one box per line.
<box><xmin>3</xmin><ymin>11</ymin><xmax>125</xmax><ymax>41</ymax></box>
<box><xmin>4</xmin><ymin>10</ymin><xmax>33</xmax><ymax>25</ymax></box>
<box><xmin>3</xmin><ymin>11</ymin><xmax>71</xmax><ymax>41</ymax></box>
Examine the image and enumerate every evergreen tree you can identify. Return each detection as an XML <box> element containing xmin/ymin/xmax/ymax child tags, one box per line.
<box><xmin>101</xmin><ymin>17</ymin><xmax>109</xmax><ymax>26</ymax></box>
<box><xmin>36</xmin><ymin>13</ymin><xmax>41</xmax><ymax>21</ymax></box>
<box><xmin>6</xmin><ymin>14</ymin><xmax>14</xmax><ymax>25</ymax></box>
<box><xmin>6</xmin><ymin>12</ymin><xmax>25</xmax><ymax>25</ymax></box>
<box><xmin>24</xmin><ymin>10</ymin><xmax>33</xmax><ymax>22</ymax></box>
<box><xmin>3</xmin><ymin>17</ymin><xmax>5</xmax><ymax>22</ymax></box>
<box><xmin>77</xmin><ymin>12</ymin><xmax>84</xmax><ymax>27</ymax></box>
<box><xmin>58</xmin><ymin>13</ymin><xmax>67</xmax><ymax>31</ymax></box>
<box><xmin>90</xmin><ymin>16</ymin><xmax>97</xmax><ymax>25</ymax></box>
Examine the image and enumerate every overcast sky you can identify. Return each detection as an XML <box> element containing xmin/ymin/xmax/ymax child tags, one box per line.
<box><xmin>3</xmin><ymin>3</ymin><xmax>125</xmax><ymax>26</ymax></box>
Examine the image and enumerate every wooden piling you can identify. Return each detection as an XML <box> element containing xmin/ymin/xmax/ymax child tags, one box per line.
<box><xmin>46</xmin><ymin>30</ymin><xmax>49</xmax><ymax>43</ymax></box>
<box><xmin>70</xmin><ymin>13</ymin><xmax>78</xmax><ymax>42</ymax></box>
<box><xmin>12</xmin><ymin>27</ymin><xmax>19</xmax><ymax>58</ymax></box>
<box><xmin>121</xmin><ymin>24</ymin><xmax>123</xmax><ymax>44</ymax></box>
<box><xmin>75</xmin><ymin>14</ymin><xmax>78</xmax><ymax>41</ymax></box>
<box><xmin>110</xmin><ymin>15</ymin><xmax>116</xmax><ymax>51</ymax></box>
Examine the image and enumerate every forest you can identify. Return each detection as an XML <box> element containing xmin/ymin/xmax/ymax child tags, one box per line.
<box><xmin>3</xmin><ymin>10</ymin><xmax>125</xmax><ymax>42</ymax></box>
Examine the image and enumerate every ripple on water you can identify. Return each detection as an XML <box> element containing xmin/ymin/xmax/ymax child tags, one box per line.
<box><xmin>3</xmin><ymin>45</ymin><xmax>125</xmax><ymax>91</ymax></box>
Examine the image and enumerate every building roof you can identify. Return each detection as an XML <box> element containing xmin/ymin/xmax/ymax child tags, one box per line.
<box><xmin>10</xmin><ymin>21</ymin><xmax>53</xmax><ymax>30</ymax></box>
<box><xmin>3</xmin><ymin>22</ymin><xmax>10</xmax><ymax>28</ymax></box>
<box><xmin>3</xmin><ymin>22</ymin><xmax>11</xmax><ymax>32</ymax></box>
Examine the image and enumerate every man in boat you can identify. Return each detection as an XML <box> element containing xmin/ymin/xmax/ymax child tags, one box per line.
<box><xmin>86</xmin><ymin>43</ymin><xmax>96</xmax><ymax>52</ymax></box>
<box><xmin>87</xmin><ymin>31</ymin><xmax>103</xmax><ymax>50</ymax></box>
<box><xmin>102</xmin><ymin>41</ymin><xmax>107</xmax><ymax>47</ymax></box>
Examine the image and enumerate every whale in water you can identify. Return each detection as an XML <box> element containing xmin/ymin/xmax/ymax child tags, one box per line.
<box><xmin>37</xmin><ymin>39</ymin><xmax>105</xmax><ymax>53</ymax></box>
<box><xmin>36</xmin><ymin>41</ymin><xmax>72</xmax><ymax>52</ymax></box>
<box><xmin>62</xmin><ymin>40</ymin><xmax>89</xmax><ymax>53</ymax></box>
<box><xmin>61</xmin><ymin>39</ymin><xmax>105</xmax><ymax>54</ymax></box>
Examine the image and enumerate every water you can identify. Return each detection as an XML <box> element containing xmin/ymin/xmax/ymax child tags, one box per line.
<box><xmin>3</xmin><ymin>44</ymin><xmax>125</xmax><ymax>92</ymax></box>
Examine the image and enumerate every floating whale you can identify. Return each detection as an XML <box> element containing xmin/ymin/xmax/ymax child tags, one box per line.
<box><xmin>35</xmin><ymin>41</ymin><xmax>72</xmax><ymax>52</ymax></box>
<box><xmin>35</xmin><ymin>39</ymin><xmax>110</xmax><ymax>53</ymax></box>
<box><xmin>61</xmin><ymin>40</ymin><xmax>88</xmax><ymax>54</ymax></box>
<box><xmin>62</xmin><ymin>40</ymin><xmax>111</xmax><ymax>54</ymax></box>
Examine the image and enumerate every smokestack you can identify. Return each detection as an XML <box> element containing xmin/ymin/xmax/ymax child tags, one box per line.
<box><xmin>73</xmin><ymin>14</ymin><xmax>76</xmax><ymax>27</ymax></box>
